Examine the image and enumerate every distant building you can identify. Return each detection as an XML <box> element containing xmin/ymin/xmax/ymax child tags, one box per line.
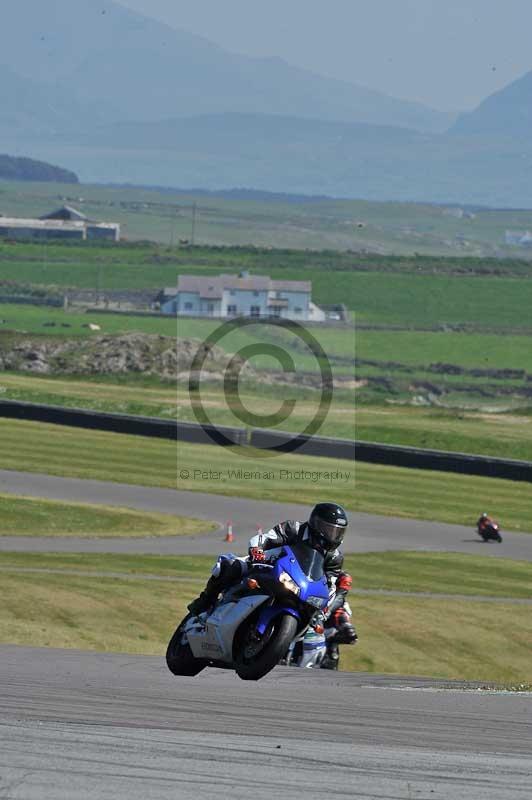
<box><xmin>0</xmin><ymin>206</ymin><xmax>120</xmax><ymax>241</ymax></box>
<box><xmin>159</xmin><ymin>272</ymin><xmax>326</xmax><ymax>322</ymax></box>
<box><xmin>505</xmin><ymin>230</ymin><xmax>532</xmax><ymax>247</ymax></box>
<box><xmin>41</xmin><ymin>205</ymin><xmax>88</xmax><ymax>222</ymax></box>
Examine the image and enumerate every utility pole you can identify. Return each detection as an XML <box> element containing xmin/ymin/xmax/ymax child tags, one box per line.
<box><xmin>191</xmin><ymin>202</ymin><xmax>197</xmax><ymax>246</ymax></box>
<box><xmin>96</xmin><ymin>262</ymin><xmax>102</xmax><ymax>306</ymax></box>
<box><xmin>170</xmin><ymin>207</ymin><xmax>178</xmax><ymax>248</ymax></box>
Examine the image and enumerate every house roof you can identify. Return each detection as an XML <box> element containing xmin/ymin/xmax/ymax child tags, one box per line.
<box><xmin>175</xmin><ymin>273</ymin><xmax>311</xmax><ymax>295</ymax></box>
<box><xmin>40</xmin><ymin>205</ymin><xmax>88</xmax><ymax>222</ymax></box>
<box><xmin>0</xmin><ymin>218</ymin><xmax>85</xmax><ymax>231</ymax></box>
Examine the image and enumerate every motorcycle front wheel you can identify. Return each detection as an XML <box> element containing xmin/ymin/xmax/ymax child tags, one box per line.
<box><xmin>166</xmin><ymin>615</ymin><xmax>208</xmax><ymax>677</ymax></box>
<box><xmin>234</xmin><ymin>613</ymin><xmax>298</xmax><ymax>681</ymax></box>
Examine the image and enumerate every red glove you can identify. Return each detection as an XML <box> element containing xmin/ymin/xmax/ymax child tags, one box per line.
<box><xmin>249</xmin><ymin>547</ymin><xmax>266</xmax><ymax>562</ymax></box>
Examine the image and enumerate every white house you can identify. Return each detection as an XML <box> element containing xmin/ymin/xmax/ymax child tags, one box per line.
<box><xmin>159</xmin><ymin>272</ymin><xmax>326</xmax><ymax>322</ymax></box>
<box><xmin>505</xmin><ymin>230</ymin><xmax>532</xmax><ymax>247</ymax></box>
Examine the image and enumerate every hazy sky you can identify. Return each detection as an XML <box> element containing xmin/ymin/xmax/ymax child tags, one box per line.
<box><xmin>118</xmin><ymin>0</ymin><xmax>532</xmax><ymax>111</ymax></box>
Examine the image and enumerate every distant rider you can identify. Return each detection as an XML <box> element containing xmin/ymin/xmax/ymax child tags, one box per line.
<box><xmin>477</xmin><ymin>512</ymin><xmax>495</xmax><ymax>536</ymax></box>
<box><xmin>321</xmin><ymin>571</ymin><xmax>358</xmax><ymax>670</ymax></box>
<box><xmin>187</xmin><ymin>502</ymin><xmax>349</xmax><ymax>617</ymax></box>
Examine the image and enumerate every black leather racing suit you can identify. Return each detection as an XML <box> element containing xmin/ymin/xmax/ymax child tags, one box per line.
<box><xmin>249</xmin><ymin>519</ymin><xmax>344</xmax><ymax>591</ymax></box>
<box><xmin>321</xmin><ymin>586</ymin><xmax>357</xmax><ymax>670</ymax></box>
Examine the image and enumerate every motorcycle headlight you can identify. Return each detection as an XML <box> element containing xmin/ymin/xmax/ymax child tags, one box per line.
<box><xmin>307</xmin><ymin>595</ymin><xmax>327</xmax><ymax>609</ymax></box>
<box><xmin>279</xmin><ymin>571</ymin><xmax>300</xmax><ymax>596</ymax></box>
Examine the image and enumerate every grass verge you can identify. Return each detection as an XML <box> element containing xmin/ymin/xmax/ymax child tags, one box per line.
<box><xmin>0</xmin><ymin>551</ymin><xmax>529</xmax><ymax>598</ymax></box>
<box><xmin>0</xmin><ymin>419</ymin><xmax>531</xmax><ymax>530</ymax></box>
<box><xmin>0</xmin><ymin>493</ymin><xmax>215</xmax><ymax>538</ymax></box>
<box><xmin>0</xmin><ymin>551</ymin><xmax>529</xmax><ymax>682</ymax></box>
<box><xmin>340</xmin><ymin>596</ymin><xmax>531</xmax><ymax>682</ymax></box>
<box><xmin>4</xmin><ymin>371</ymin><xmax>532</xmax><ymax>459</ymax></box>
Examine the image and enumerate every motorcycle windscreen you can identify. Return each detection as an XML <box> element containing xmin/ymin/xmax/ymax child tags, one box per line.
<box><xmin>288</xmin><ymin>542</ymin><xmax>325</xmax><ymax>581</ymax></box>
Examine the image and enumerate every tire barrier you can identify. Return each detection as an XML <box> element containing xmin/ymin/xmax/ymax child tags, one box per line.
<box><xmin>353</xmin><ymin>440</ymin><xmax>532</xmax><ymax>483</ymax></box>
<box><xmin>250</xmin><ymin>429</ymin><xmax>532</xmax><ymax>482</ymax></box>
<box><xmin>0</xmin><ymin>400</ymin><xmax>246</xmax><ymax>446</ymax></box>
<box><xmin>0</xmin><ymin>399</ymin><xmax>530</xmax><ymax>481</ymax></box>
<box><xmin>249</xmin><ymin>428</ymin><xmax>356</xmax><ymax>460</ymax></box>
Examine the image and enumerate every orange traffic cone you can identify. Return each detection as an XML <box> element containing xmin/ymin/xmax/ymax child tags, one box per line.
<box><xmin>224</xmin><ymin>520</ymin><xmax>234</xmax><ymax>544</ymax></box>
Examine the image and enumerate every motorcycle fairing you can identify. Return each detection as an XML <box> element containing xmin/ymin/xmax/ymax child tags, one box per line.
<box><xmin>256</xmin><ymin>604</ymin><xmax>300</xmax><ymax>636</ymax></box>
<box><xmin>186</xmin><ymin>594</ymin><xmax>270</xmax><ymax>663</ymax></box>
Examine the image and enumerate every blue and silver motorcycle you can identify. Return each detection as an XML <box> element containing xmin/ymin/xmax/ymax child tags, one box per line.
<box><xmin>166</xmin><ymin>542</ymin><xmax>330</xmax><ymax>681</ymax></box>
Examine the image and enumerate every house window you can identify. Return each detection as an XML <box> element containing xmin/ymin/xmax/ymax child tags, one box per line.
<box><xmin>227</xmin><ymin>304</ymin><xmax>237</xmax><ymax>316</ymax></box>
<box><xmin>253</xmin><ymin>290</ymin><xmax>260</xmax><ymax>297</ymax></box>
<box><xmin>270</xmin><ymin>307</ymin><xmax>282</xmax><ymax>318</ymax></box>
<box><xmin>184</xmin><ymin>302</ymin><xmax>193</xmax><ymax>311</ymax></box>
<box><xmin>207</xmin><ymin>303</ymin><xmax>215</xmax><ymax>315</ymax></box>
<box><xmin>294</xmin><ymin>307</ymin><xmax>302</xmax><ymax>314</ymax></box>
<box><xmin>250</xmin><ymin>305</ymin><xmax>261</xmax><ymax>317</ymax></box>
<box><xmin>229</xmin><ymin>289</ymin><xmax>236</xmax><ymax>296</ymax></box>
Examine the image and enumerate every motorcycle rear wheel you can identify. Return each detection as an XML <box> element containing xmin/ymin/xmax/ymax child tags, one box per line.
<box><xmin>166</xmin><ymin>615</ymin><xmax>208</xmax><ymax>677</ymax></box>
<box><xmin>235</xmin><ymin>613</ymin><xmax>298</xmax><ymax>681</ymax></box>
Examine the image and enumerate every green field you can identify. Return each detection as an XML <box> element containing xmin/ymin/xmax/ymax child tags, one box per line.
<box><xmin>0</xmin><ymin>372</ymin><xmax>356</xmax><ymax>440</ymax></box>
<box><xmin>0</xmin><ymin>493</ymin><xmax>213</xmax><ymax>538</ymax></box>
<box><xmin>0</xmin><ymin>550</ymin><xmax>529</xmax><ymax>682</ymax></box>
<box><xmin>3</xmin><ymin>178</ymin><xmax>532</xmax><ymax>257</ymax></box>
<box><xmin>0</xmin><ymin>418</ymin><xmax>530</xmax><ymax>531</ymax></box>
<box><xmin>1</xmin><ymin>188</ymin><xmax>531</xmax><ymax>458</ymax></box>
<box><xmin>2</xmin><ymin>239</ymin><xmax>532</xmax><ymax>331</ymax></box>
<box><xmin>1</xmin><ymin>294</ymin><xmax>531</xmax><ymax>411</ymax></box>
<box><xmin>0</xmin><ymin>302</ymin><xmax>177</xmax><ymax>337</ymax></box>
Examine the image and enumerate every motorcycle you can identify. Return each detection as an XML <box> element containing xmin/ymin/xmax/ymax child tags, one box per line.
<box><xmin>285</xmin><ymin>600</ymin><xmax>355</xmax><ymax>670</ymax></box>
<box><xmin>477</xmin><ymin>520</ymin><xmax>502</xmax><ymax>543</ymax></box>
<box><xmin>166</xmin><ymin>542</ymin><xmax>330</xmax><ymax>681</ymax></box>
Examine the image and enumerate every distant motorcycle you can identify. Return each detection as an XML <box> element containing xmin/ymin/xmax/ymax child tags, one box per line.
<box><xmin>477</xmin><ymin>520</ymin><xmax>502</xmax><ymax>543</ymax></box>
<box><xmin>166</xmin><ymin>542</ymin><xmax>330</xmax><ymax>681</ymax></box>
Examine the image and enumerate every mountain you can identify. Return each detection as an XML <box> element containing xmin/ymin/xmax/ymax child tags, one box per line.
<box><xmin>0</xmin><ymin>64</ymin><xmax>111</xmax><ymax>139</ymax></box>
<box><xmin>3</xmin><ymin>0</ymin><xmax>532</xmax><ymax>206</ymax></box>
<box><xmin>451</xmin><ymin>70</ymin><xmax>532</xmax><ymax>138</ymax></box>
<box><xmin>0</xmin><ymin>0</ymin><xmax>453</xmax><ymax>134</ymax></box>
<box><xmin>0</xmin><ymin>154</ymin><xmax>78</xmax><ymax>183</ymax></box>
<box><xmin>90</xmin><ymin>112</ymin><xmax>425</xmax><ymax>152</ymax></box>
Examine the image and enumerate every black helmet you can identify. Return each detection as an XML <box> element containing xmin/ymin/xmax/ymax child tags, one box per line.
<box><xmin>308</xmin><ymin>502</ymin><xmax>348</xmax><ymax>551</ymax></box>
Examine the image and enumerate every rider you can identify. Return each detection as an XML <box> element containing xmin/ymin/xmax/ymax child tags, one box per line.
<box><xmin>187</xmin><ymin>502</ymin><xmax>349</xmax><ymax>617</ymax></box>
<box><xmin>321</xmin><ymin>571</ymin><xmax>358</xmax><ymax>671</ymax></box>
<box><xmin>477</xmin><ymin>512</ymin><xmax>494</xmax><ymax>534</ymax></box>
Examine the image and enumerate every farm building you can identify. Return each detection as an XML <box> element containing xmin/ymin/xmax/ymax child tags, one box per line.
<box><xmin>159</xmin><ymin>272</ymin><xmax>326</xmax><ymax>322</ymax></box>
<box><xmin>505</xmin><ymin>230</ymin><xmax>532</xmax><ymax>247</ymax></box>
<box><xmin>0</xmin><ymin>205</ymin><xmax>120</xmax><ymax>241</ymax></box>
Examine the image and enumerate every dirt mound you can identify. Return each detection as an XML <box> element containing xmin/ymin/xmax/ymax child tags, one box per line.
<box><xmin>0</xmin><ymin>333</ymin><xmax>247</xmax><ymax>380</ymax></box>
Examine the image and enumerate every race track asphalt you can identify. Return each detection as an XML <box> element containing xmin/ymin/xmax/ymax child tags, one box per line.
<box><xmin>0</xmin><ymin>468</ymin><xmax>531</xmax><ymax>559</ymax></box>
<box><xmin>1</xmin><ymin>645</ymin><xmax>531</xmax><ymax>800</ymax></box>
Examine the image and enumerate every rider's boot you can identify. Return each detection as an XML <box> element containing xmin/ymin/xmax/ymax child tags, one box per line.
<box><xmin>321</xmin><ymin>642</ymin><xmax>340</xmax><ymax>671</ymax></box>
<box><xmin>187</xmin><ymin>558</ymin><xmax>244</xmax><ymax>617</ymax></box>
<box><xmin>187</xmin><ymin>574</ymin><xmax>223</xmax><ymax>616</ymax></box>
